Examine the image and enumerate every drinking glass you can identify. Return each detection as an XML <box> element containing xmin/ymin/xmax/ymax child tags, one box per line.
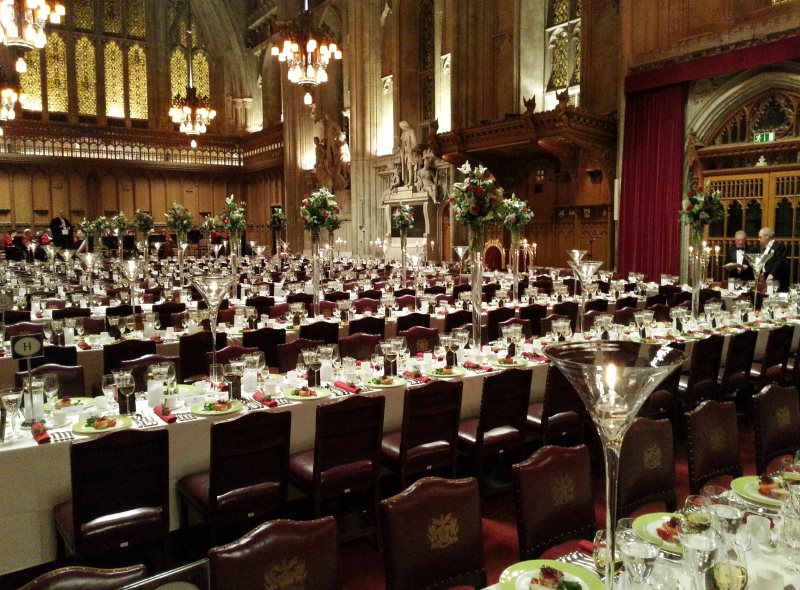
<box><xmin>74</xmin><ymin>317</ymin><xmax>85</xmax><ymax>338</ymax></box>
<box><xmin>113</xmin><ymin>371</ymin><xmax>136</xmax><ymax>415</ymax></box>
<box><xmin>681</xmin><ymin>532</ymin><xmax>718</xmax><ymax>590</ymax></box>
<box><xmin>41</xmin><ymin>373</ymin><xmax>59</xmax><ymax>406</ymax></box>
<box><xmin>702</xmin><ymin>484</ymin><xmax>729</xmax><ymax>505</ymax></box>
<box><xmin>42</xmin><ymin>321</ymin><xmax>53</xmax><ymax>344</ymax></box>
<box><xmin>125</xmin><ymin>315</ymin><xmax>136</xmax><ymax>334</ymax></box>
<box><xmin>208</xmin><ymin>363</ymin><xmax>223</xmax><ymax>395</ymax></box>
<box><xmin>592</xmin><ymin>530</ymin><xmax>621</xmax><ymax>576</ymax></box>
<box><xmin>1</xmin><ymin>389</ymin><xmax>23</xmax><ymax>440</ymax></box>
<box><xmin>620</xmin><ymin>538</ymin><xmax>660</xmax><ymax>585</ymax></box>
<box><xmin>101</xmin><ymin>374</ymin><xmax>117</xmax><ymax>407</ymax></box>
<box><xmin>683</xmin><ymin>495</ymin><xmax>712</xmax><ymax>534</ymax></box>
<box><xmin>647</xmin><ymin>564</ymin><xmax>679</xmax><ymax>590</ymax></box>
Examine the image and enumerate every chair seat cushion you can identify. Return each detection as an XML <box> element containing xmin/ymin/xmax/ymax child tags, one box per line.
<box><xmin>177</xmin><ymin>472</ymin><xmax>210</xmax><ymax>517</ymax></box>
<box><xmin>177</xmin><ymin>471</ymin><xmax>282</xmax><ymax>522</ymax></box>
<box><xmin>54</xmin><ymin>501</ymin><xmax>164</xmax><ymax>556</ymax></box>
<box><xmin>539</xmin><ymin>539</ymin><xmax>584</xmax><ymax>561</ymax></box>
<box><xmin>526</xmin><ymin>402</ymin><xmax>543</xmax><ymax>430</ymax></box>
<box><xmin>381</xmin><ymin>430</ymin><xmax>454</xmax><ymax>473</ymax></box>
<box><xmin>289</xmin><ymin>450</ymin><xmax>377</xmax><ymax>498</ymax></box>
<box><xmin>458</xmin><ymin>418</ymin><xmax>522</xmax><ymax>454</ymax></box>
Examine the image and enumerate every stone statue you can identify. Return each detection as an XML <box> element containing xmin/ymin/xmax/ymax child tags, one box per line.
<box><xmin>416</xmin><ymin>148</ymin><xmax>439</xmax><ymax>202</ymax></box>
<box><xmin>523</xmin><ymin>95</ymin><xmax>536</xmax><ymax>115</ymax></box>
<box><xmin>398</xmin><ymin>120</ymin><xmax>418</xmax><ymax>187</ymax></box>
<box><xmin>314</xmin><ymin>136</ymin><xmax>333</xmax><ymax>189</ymax></box>
<box><xmin>389</xmin><ymin>162</ymin><xmax>403</xmax><ymax>193</ymax></box>
<box><xmin>334</xmin><ymin>131</ymin><xmax>351</xmax><ymax>188</ymax></box>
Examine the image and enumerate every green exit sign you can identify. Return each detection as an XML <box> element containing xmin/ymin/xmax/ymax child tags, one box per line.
<box><xmin>754</xmin><ymin>132</ymin><xmax>775</xmax><ymax>143</ymax></box>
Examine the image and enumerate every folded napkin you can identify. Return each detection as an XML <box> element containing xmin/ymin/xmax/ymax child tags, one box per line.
<box><xmin>462</xmin><ymin>361</ymin><xmax>493</xmax><ymax>372</ymax></box>
<box><xmin>149</xmin><ymin>336</ymin><xmax>164</xmax><ymax>344</ymax></box>
<box><xmin>153</xmin><ymin>405</ymin><xmax>177</xmax><ymax>423</ymax></box>
<box><xmin>402</xmin><ymin>371</ymin><xmax>431</xmax><ymax>383</ymax></box>
<box><xmin>334</xmin><ymin>380</ymin><xmax>362</xmax><ymax>394</ymax></box>
<box><xmin>77</xmin><ymin>341</ymin><xmax>92</xmax><ymax>350</ymax></box>
<box><xmin>578</xmin><ymin>540</ymin><xmax>595</xmax><ymax>556</ymax></box>
<box><xmin>253</xmin><ymin>391</ymin><xmax>277</xmax><ymax>407</ymax></box>
<box><xmin>522</xmin><ymin>352</ymin><xmax>549</xmax><ymax>362</ymax></box>
<box><xmin>31</xmin><ymin>421</ymin><xmax>50</xmax><ymax>444</ymax></box>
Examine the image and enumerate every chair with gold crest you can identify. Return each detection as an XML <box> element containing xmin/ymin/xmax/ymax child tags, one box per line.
<box><xmin>482</xmin><ymin>239</ymin><xmax>506</xmax><ymax>272</ymax></box>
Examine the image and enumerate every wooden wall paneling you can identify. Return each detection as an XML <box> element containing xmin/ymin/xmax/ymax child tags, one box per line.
<box><xmin>212</xmin><ymin>178</ymin><xmax>227</xmax><ymax>215</ymax></box>
<box><xmin>0</xmin><ymin>170</ymin><xmax>11</xmax><ymax>222</ymax></box>
<box><xmin>197</xmin><ymin>177</ymin><xmax>213</xmax><ymax>215</ymax></box>
<box><xmin>150</xmin><ymin>175</ymin><xmax>167</xmax><ymax>222</ymax></box>
<box><xmin>133</xmin><ymin>177</ymin><xmax>151</xmax><ymax>213</ymax></box>
<box><xmin>100</xmin><ymin>174</ymin><xmax>119</xmax><ymax>215</ymax></box>
<box><xmin>118</xmin><ymin>175</ymin><xmax>135</xmax><ymax>216</ymax></box>
<box><xmin>165</xmin><ymin>176</ymin><xmax>182</xmax><ymax>216</ymax></box>
<box><xmin>68</xmin><ymin>173</ymin><xmax>88</xmax><ymax>220</ymax></box>
<box><xmin>181</xmin><ymin>177</ymin><xmax>199</xmax><ymax>222</ymax></box>
<box><xmin>32</xmin><ymin>171</ymin><xmax>50</xmax><ymax>226</ymax></box>
<box><xmin>50</xmin><ymin>173</ymin><xmax>69</xmax><ymax>218</ymax></box>
<box><xmin>13</xmin><ymin>171</ymin><xmax>32</xmax><ymax>226</ymax></box>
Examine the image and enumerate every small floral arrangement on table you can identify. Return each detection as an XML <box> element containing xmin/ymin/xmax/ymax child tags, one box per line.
<box><xmin>450</xmin><ymin>161</ymin><xmax>505</xmax><ymax>250</ymax></box>
<box><xmin>392</xmin><ymin>203</ymin><xmax>415</xmax><ymax>233</ymax></box>
<box><xmin>270</xmin><ymin>208</ymin><xmax>287</xmax><ymax>230</ymax></box>
<box><xmin>300</xmin><ymin>188</ymin><xmax>340</xmax><ymax>239</ymax></box>
<box><xmin>165</xmin><ymin>202</ymin><xmax>193</xmax><ymax>241</ymax></box>
<box><xmin>500</xmin><ymin>195</ymin><xmax>533</xmax><ymax>239</ymax></box>
<box><xmin>326</xmin><ymin>214</ymin><xmax>341</xmax><ymax>234</ymax></box>
<box><xmin>132</xmin><ymin>209</ymin><xmax>154</xmax><ymax>235</ymax></box>
<box><xmin>219</xmin><ymin>195</ymin><xmax>247</xmax><ymax>234</ymax></box>
<box><xmin>200</xmin><ymin>214</ymin><xmax>219</xmax><ymax>235</ymax></box>
<box><xmin>110</xmin><ymin>212</ymin><xmax>130</xmax><ymax>234</ymax></box>
<box><xmin>679</xmin><ymin>176</ymin><xmax>725</xmax><ymax>238</ymax></box>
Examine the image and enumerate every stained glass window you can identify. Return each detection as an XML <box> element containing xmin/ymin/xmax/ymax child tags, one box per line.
<box><xmin>572</xmin><ymin>30</ymin><xmax>581</xmax><ymax>85</ymax></box>
<box><xmin>548</xmin><ymin>31</ymin><xmax>569</xmax><ymax>90</ymax></box>
<box><xmin>192</xmin><ymin>51</ymin><xmax>210</xmax><ymax>98</ymax></box>
<box><xmin>104</xmin><ymin>41</ymin><xmax>125</xmax><ymax>118</ymax></box>
<box><xmin>128</xmin><ymin>44</ymin><xmax>148</xmax><ymax>119</ymax></box>
<box><xmin>19</xmin><ymin>53</ymin><xmax>42</xmax><ymax>111</ymax></box>
<box><xmin>574</xmin><ymin>0</ymin><xmax>582</xmax><ymax>18</ymax></box>
<box><xmin>46</xmin><ymin>33</ymin><xmax>68</xmax><ymax>112</ymax></box>
<box><xmin>73</xmin><ymin>0</ymin><xmax>94</xmax><ymax>30</ymax></box>
<box><xmin>550</xmin><ymin>0</ymin><xmax>569</xmax><ymax>26</ymax></box>
<box><xmin>103</xmin><ymin>0</ymin><xmax>122</xmax><ymax>34</ymax></box>
<box><xmin>76</xmin><ymin>36</ymin><xmax>97</xmax><ymax>115</ymax></box>
<box><xmin>127</xmin><ymin>0</ymin><xmax>146</xmax><ymax>38</ymax></box>
<box><xmin>419</xmin><ymin>0</ymin><xmax>434</xmax><ymax>122</ymax></box>
<box><xmin>170</xmin><ymin>47</ymin><xmax>188</xmax><ymax>99</ymax></box>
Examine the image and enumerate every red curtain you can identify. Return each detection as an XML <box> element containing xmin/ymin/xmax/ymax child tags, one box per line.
<box><xmin>617</xmin><ymin>84</ymin><xmax>687</xmax><ymax>280</ymax></box>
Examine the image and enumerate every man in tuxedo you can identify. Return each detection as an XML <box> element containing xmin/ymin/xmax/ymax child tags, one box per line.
<box><xmin>49</xmin><ymin>211</ymin><xmax>73</xmax><ymax>249</ymax></box>
<box><xmin>723</xmin><ymin>231</ymin><xmax>754</xmax><ymax>281</ymax></box>
<box><xmin>759</xmin><ymin>226</ymin><xmax>789</xmax><ymax>291</ymax></box>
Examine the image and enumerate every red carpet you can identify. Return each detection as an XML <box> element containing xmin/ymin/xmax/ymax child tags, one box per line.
<box><xmin>339</xmin><ymin>428</ymin><xmax>758</xmax><ymax>589</ymax></box>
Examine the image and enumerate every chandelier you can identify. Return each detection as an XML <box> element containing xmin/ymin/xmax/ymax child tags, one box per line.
<box><xmin>270</xmin><ymin>9</ymin><xmax>341</xmax><ymax>106</ymax></box>
<box><xmin>169</xmin><ymin>0</ymin><xmax>215</xmax><ymax>135</ymax></box>
<box><xmin>0</xmin><ymin>67</ymin><xmax>21</xmax><ymax>120</ymax></box>
<box><xmin>0</xmin><ymin>0</ymin><xmax>65</xmax><ymax>72</ymax></box>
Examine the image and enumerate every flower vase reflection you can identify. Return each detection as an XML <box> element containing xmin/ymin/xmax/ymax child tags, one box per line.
<box><xmin>544</xmin><ymin>341</ymin><xmax>685</xmax><ymax>590</ymax></box>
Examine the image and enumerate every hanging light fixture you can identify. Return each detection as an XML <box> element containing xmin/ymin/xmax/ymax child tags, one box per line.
<box><xmin>169</xmin><ymin>0</ymin><xmax>216</xmax><ymax>135</ymax></box>
<box><xmin>270</xmin><ymin>0</ymin><xmax>341</xmax><ymax>105</ymax></box>
<box><xmin>0</xmin><ymin>1</ymin><xmax>65</xmax><ymax>72</ymax></box>
<box><xmin>0</xmin><ymin>66</ymin><xmax>22</xmax><ymax>120</ymax></box>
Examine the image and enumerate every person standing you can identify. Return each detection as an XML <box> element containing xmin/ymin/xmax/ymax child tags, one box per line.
<box><xmin>759</xmin><ymin>227</ymin><xmax>789</xmax><ymax>291</ymax></box>
<box><xmin>49</xmin><ymin>211</ymin><xmax>73</xmax><ymax>249</ymax></box>
<box><xmin>722</xmin><ymin>230</ymin><xmax>754</xmax><ymax>281</ymax></box>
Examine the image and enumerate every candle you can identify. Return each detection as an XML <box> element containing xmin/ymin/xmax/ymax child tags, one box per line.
<box><xmin>605</xmin><ymin>363</ymin><xmax>617</xmax><ymax>406</ymax></box>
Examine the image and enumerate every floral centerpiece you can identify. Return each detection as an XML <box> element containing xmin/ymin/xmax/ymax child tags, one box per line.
<box><xmin>450</xmin><ymin>161</ymin><xmax>506</xmax><ymax>345</ymax></box>
<box><xmin>78</xmin><ymin>216</ymin><xmax>108</xmax><ymax>253</ymax></box>
<box><xmin>500</xmin><ymin>195</ymin><xmax>533</xmax><ymax>302</ymax></box>
<box><xmin>219</xmin><ymin>195</ymin><xmax>247</xmax><ymax>235</ymax></box>
<box><xmin>132</xmin><ymin>209</ymin><xmax>154</xmax><ymax>235</ymax></box>
<box><xmin>200</xmin><ymin>214</ymin><xmax>219</xmax><ymax>236</ymax></box>
<box><xmin>110</xmin><ymin>212</ymin><xmax>130</xmax><ymax>235</ymax></box>
<box><xmin>270</xmin><ymin>207</ymin><xmax>287</xmax><ymax>230</ymax></box>
<box><xmin>300</xmin><ymin>187</ymin><xmax>340</xmax><ymax>305</ymax></box>
<box><xmin>392</xmin><ymin>203</ymin><xmax>415</xmax><ymax>282</ymax></box>
<box><xmin>165</xmin><ymin>202</ymin><xmax>193</xmax><ymax>243</ymax></box>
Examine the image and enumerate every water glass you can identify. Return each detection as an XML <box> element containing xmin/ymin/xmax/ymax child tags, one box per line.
<box><xmin>682</xmin><ymin>532</ymin><xmax>717</xmax><ymax>590</ymax></box>
<box><xmin>619</xmin><ymin>538</ymin><xmax>660</xmax><ymax>584</ymax></box>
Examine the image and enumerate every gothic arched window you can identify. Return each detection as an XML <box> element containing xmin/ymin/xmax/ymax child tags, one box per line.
<box><xmin>548</xmin><ymin>30</ymin><xmax>569</xmax><ymax>90</ymax></box>
<box><xmin>545</xmin><ymin>0</ymin><xmax>581</xmax><ymax>105</ymax></box>
<box><xmin>76</xmin><ymin>36</ymin><xmax>97</xmax><ymax>116</ymax></box>
<box><xmin>169</xmin><ymin>3</ymin><xmax>212</xmax><ymax>105</ymax></box>
<box><xmin>419</xmin><ymin>0</ymin><xmax>435</xmax><ymax>123</ymax></box>
<box><xmin>46</xmin><ymin>32</ymin><xmax>68</xmax><ymax>113</ymax></box>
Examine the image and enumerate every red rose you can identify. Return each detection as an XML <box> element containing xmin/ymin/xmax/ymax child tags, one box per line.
<box><xmin>471</xmin><ymin>206</ymin><xmax>479</xmax><ymax>214</ymax></box>
<box><xmin>476</xmin><ymin>187</ymin><xmax>485</xmax><ymax>196</ymax></box>
<box><xmin>323</xmin><ymin>211</ymin><xmax>329</xmax><ymax>217</ymax></box>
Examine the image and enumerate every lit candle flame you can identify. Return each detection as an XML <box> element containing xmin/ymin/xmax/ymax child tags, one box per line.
<box><xmin>605</xmin><ymin>363</ymin><xmax>617</xmax><ymax>405</ymax></box>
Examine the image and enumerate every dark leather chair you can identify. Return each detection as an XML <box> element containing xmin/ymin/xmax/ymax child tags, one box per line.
<box><xmin>527</xmin><ymin>365</ymin><xmax>585</xmax><ymax>447</ymax></box>
<box><xmin>208</xmin><ymin>517</ymin><xmax>338</xmax><ymax>590</ymax></box>
<box><xmin>381</xmin><ymin>380</ymin><xmax>463</xmax><ymax>488</ymax></box>
<box><xmin>286</xmin><ymin>292</ymin><xmax>314</xmax><ymax>314</ymax></box>
<box><xmin>358</xmin><ymin>289</ymin><xmax>383</xmax><ymax>300</ymax></box>
<box><xmin>394</xmin><ymin>289</ymin><xmax>416</xmax><ymax>299</ymax></box>
<box><xmin>112</xmin><ymin>559</ymin><xmax>207</xmax><ymax>589</ymax></box>
<box><xmin>299</xmin><ymin>320</ymin><xmax>339</xmax><ymax>345</ymax></box>
<box><xmin>584</xmin><ymin>298</ymin><xmax>609</xmax><ymax>313</ymax></box>
<box><xmin>685</xmin><ymin>400</ymin><xmax>742</xmax><ymax>493</ymax></box>
<box><xmin>105</xmin><ymin>305</ymin><xmax>142</xmax><ymax>336</ymax></box>
<box><xmin>15</xmin><ymin>364</ymin><xmax>85</xmax><ymax>399</ymax></box>
<box><xmin>18</xmin><ymin>564</ymin><xmax>147</xmax><ymax>590</ymax></box>
<box><xmin>659</xmin><ymin>284</ymin><xmax>682</xmax><ymax>305</ymax></box>
<box><xmin>241</xmin><ymin>327</ymin><xmax>286</xmax><ymax>370</ymax></box>
<box><xmin>615</xmin><ymin>296</ymin><xmax>639</xmax><ymax>311</ymax></box>
<box><xmin>679</xmin><ymin>334</ymin><xmax>724</xmax><ymax>409</ymax></box>
<box><xmin>512</xmin><ymin>445</ymin><xmax>595</xmax><ymax>560</ymax></box>
<box><xmin>206</xmin><ymin>345</ymin><xmax>258</xmax><ymax>366</ymax></box>
<box><xmin>486</xmin><ymin>307</ymin><xmax>515</xmax><ymax>342</ymax></box>
<box><xmin>83</xmin><ymin>317</ymin><xmax>107</xmax><ymax>335</ymax></box>
<box><xmin>399</xmin><ymin>325</ymin><xmax>440</xmax><ymax>355</ymax></box>
<box><xmin>178</xmin><ymin>411</ymin><xmax>292</xmax><ymax>543</ymax></box>
<box><xmin>103</xmin><ymin>339</ymin><xmax>157</xmax><ymax>374</ymax></box>
<box><xmin>752</xmin><ymin>383</ymin><xmax>800</xmax><ymax>474</ymax></box>
<box><xmin>539</xmin><ymin>313</ymin><xmax>571</xmax><ymax>336</ymax></box>
<box><xmin>317</xmin><ymin>300</ymin><xmax>338</xmax><ymax>319</ymax></box>
<box><xmin>179</xmin><ymin>331</ymin><xmax>228</xmax><ymax>382</ymax></box>
<box><xmin>267</xmin><ymin>302</ymin><xmax>289</xmax><ymax>318</ymax></box>
<box><xmin>645</xmin><ymin>294</ymin><xmax>667</xmax><ymax>307</ymax></box>
<box><xmin>338</xmin><ymin>333</ymin><xmax>381</xmax><ymax>361</ymax></box>
<box><xmin>30</xmin><ymin>345</ymin><xmax>78</xmax><ymax>369</ymax></box>
<box><xmin>151</xmin><ymin>302</ymin><xmax>185</xmax><ymax>329</ymax></box>
<box><xmin>396</xmin><ymin>311</ymin><xmax>429</xmax><ymax>332</ymax></box>
<box><xmin>349</xmin><ymin>315</ymin><xmax>385</xmax><ymax>337</ymax></box>
<box><xmin>618</xmin><ymin>418</ymin><xmax>676</xmax><ymax>517</ymax></box>
<box><xmin>380</xmin><ymin>477</ymin><xmax>486</xmax><ymax>590</ymax></box>
<box><xmin>244</xmin><ymin>296</ymin><xmax>275</xmax><ymax>318</ymax></box>
<box><xmin>288</xmin><ymin>395</ymin><xmax>385</xmax><ymax>543</ymax></box>
<box><xmin>1</xmin><ymin>309</ymin><xmax>31</xmax><ymax>324</ymax></box>
<box><xmin>453</xmin><ymin>283</ymin><xmax>471</xmax><ymax>300</ymax></box>
<box><xmin>751</xmin><ymin>324</ymin><xmax>793</xmax><ymax>388</ymax></box>
<box><xmin>353</xmin><ymin>298</ymin><xmax>380</xmax><ymax>315</ymax></box>
<box><xmin>423</xmin><ymin>285</ymin><xmax>446</xmax><ymax>295</ymax></box>
<box><xmin>5</xmin><ymin>321</ymin><xmax>44</xmax><ymax>338</ymax></box>
<box><xmin>648</xmin><ymin>303</ymin><xmax>672</xmax><ymax>322</ymax></box>
<box><xmin>498</xmin><ymin>317</ymin><xmax>532</xmax><ymax>339</ymax></box>
<box><xmin>52</xmin><ymin>307</ymin><xmax>91</xmax><ymax>320</ymax></box>
<box><xmin>443</xmin><ymin>310</ymin><xmax>472</xmax><ymax>334</ymax></box>
<box><xmin>118</xmin><ymin>354</ymin><xmax>181</xmax><ymax>393</ymax></box>
<box><xmin>699</xmin><ymin>288</ymin><xmax>722</xmax><ymax>313</ymax></box>
<box><xmin>718</xmin><ymin>329</ymin><xmax>757</xmax><ymax>409</ymax></box>
<box><xmin>276</xmin><ymin>338</ymin><xmax>324</xmax><ymax>373</ymax></box>
<box><xmin>434</xmin><ymin>293</ymin><xmax>454</xmax><ymax>306</ymax></box>
<box><xmin>552</xmin><ymin>301</ymin><xmax>578</xmax><ymax>333</ymax></box>
<box><xmin>519</xmin><ymin>304</ymin><xmax>548</xmax><ymax>336</ymax></box>
<box><xmin>53</xmin><ymin>429</ymin><xmax>169</xmax><ymax>562</ymax></box>
<box><xmin>458</xmin><ymin>369</ymin><xmax>532</xmax><ymax>484</ymax></box>
<box><xmin>324</xmin><ymin>290</ymin><xmax>349</xmax><ymax>302</ymax></box>
<box><xmin>612</xmin><ymin>307</ymin><xmax>637</xmax><ymax>326</ymax></box>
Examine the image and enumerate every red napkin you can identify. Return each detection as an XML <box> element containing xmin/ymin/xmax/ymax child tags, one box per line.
<box><xmin>402</xmin><ymin>371</ymin><xmax>431</xmax><ymax>383</ymax></box>
<box><xmin>153</xmin><ymin>405</ymin><xmax>177</xmax><ymax>423</ymax></box>
<box><xmin>31</xmin><ymin>421</ymin><xmax>50</xmax><ymax>444</ymax></box>
<box><xmin>463</xmin><ymin>361</ymin><xmax>493</xmax><ymax>372</ymax></box>
<box><xmin>253</xmin><ymin>391</ymin><xmax>277</xmax><ymax>407</ymax></box>
<box><xmin>150</xmin><ymin>336</ymin><xmax>164</xmax><ymax>344</ymax></box>
<box><xmin>522</xmin><ymin>352</ymin><xmax>549</xmax><ymax>362</ymax></box>
<box><xmin>77</xmin><ymin>341</ymin><xmax>92</xmax><ymax>350</ymax></box>
<box><xmin>578</xmin><ymin>540</ymin><xmax>595</xmax><ymax>556</ymax></box>
<box><xmin>334</xmin><ymin>380</ymin><xmax>362</xmax><ymax>394</ymax></box>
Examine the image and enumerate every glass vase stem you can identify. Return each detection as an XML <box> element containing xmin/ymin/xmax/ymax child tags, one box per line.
<box><xmin>311</xmin><ymin>231</ymin><xmax>321</xmax><ymax>308</ymax></box>
<box><xmin>209</xmin><ymin>308</ymin><xmax>219</xmax><ymax>366</ymax></box>
<box><xmin>470</xmin><ymin>226</ymin><xmax>484</xmax><ymax>348</ymax></box>
<box><xmin>602</xmin><ymin>441</ymin><xmax>622</xmax><ymax>589</ymax></box>
<box><xmin>511</xmin><ymin>234</ymin><xmax>520</xmax><ymax>303</ymax></box>
<box><xmin>401</xmin><ymin>232</ymin><xmax>407</xmax><ymax>289</ymax></box>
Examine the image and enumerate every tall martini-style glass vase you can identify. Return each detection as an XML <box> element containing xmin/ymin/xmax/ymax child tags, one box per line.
<box><xmin>454</xmin><ymin>246</ymin><xmax>468</xmax><ymax>276</ymax></box>
<box><xmin>400</xmin><ymin>231</ymin><xmax>408</xmax><ymax>289</ymax></box>
<box><xmin>119</xmin><ymin>259</ymin><xmax>143</xmax><ymax>309</ymax></box>
<box><xmin>469</xmin><ymin>226</ymin><xmax>484</xmax><ymax>348</ymax></box>
<box><xmin>568</xmin><ymin>259</ymin><xmax>603</xmax><ymax>334</ymax></box>
<box><xmin>687</xmin><ymin>226</ymin><xmax>703</xmax><ymax>318</ymax></box>
<box><xmin>745</xmin><ymin>251</ymin><xmax>772</xmax><ymax>315</ymax></box>
<box><xmin>230</xmin><ymin>230</ymin><xmax>242</xmax><ymax>275</ymax></box>
<box><xmin>545</xmin><ymin>341</ymin><xmax>685</xmax><ymax>589</ymax></box>
<box><xmin>510</xmin><ymin>232</ymin><xmax>520</xmax><ymax>302</ymax></box>
<box><xmin>311</xmin><ymin>228</ymin><xmax>321</xmax><ymax>308</ymax></box>
<box><xmin>192</xmin><ymin>273</ymin><xmax>238</xmax><ymax>366</ymax></box>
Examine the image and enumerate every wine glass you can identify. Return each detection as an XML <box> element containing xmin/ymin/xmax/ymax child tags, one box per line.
<box><xmin>41</xmin><ymin>373</ymin><xmax>60</xmax><ymax>406</ymax></box>
<box><xmin>42</xmin><ymin>321</ymin><xmax>53</xmax><ymax>344</ymax></box>
<box><xmin>125</xmin><ymin>315</ymin><xmax>136</xmax><ymax>335</ymax></box>
<box><xmin>113</xmin><ymin>370</ymin><xmax>136</xmax><ymax>415</ymax></box>
<box><xmin>681</xmin><ymin>532</ymin><xmax>718</xmax><ymax>590</ymax></box>
<box><xmin>619</xmin><ymin>537</ymin><xmax>660</xmax><ymax>585</ymax></box>
<box><xmin>74</xmin><ymin>317</ymin><xmax>85</xmax><ymax>339</ymax></box>
<box><xmin>101</xmin><ymin>374</ymin><xmax>117</xmax><ymax>408</ymax></box>
<box><xmin>208</xmin><ymin>363</ymin><xmax>223</xmax><ymax>396</ymax></box>
<box><xmin>1</xmin><ymin>389</ymin><xmax>23</xmax><ymax>440</ymax></box>
<box><xmin>683</xmin><ymin>495</ymin><xmax>712</xmax><ymax>534</ymax></box>
<box><xmin>544</xmin><ymin>340</ymin><xmax>685</xmax><ymax>590</ymax></box>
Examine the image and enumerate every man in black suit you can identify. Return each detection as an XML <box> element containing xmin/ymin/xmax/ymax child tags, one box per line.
<box><xmin>759</xmin><ymin>227</ymin><xmax>789</xmax><ymax>291</ymax></box>
<box><xmin>49</xmin><ymin>211</ymin><xmax>73</xmax><ymax>249</ymax></box>
<box><xmin>723</xmin><ymin>230</ymin><xmax>754</xmax><ymax>281</ymax></box>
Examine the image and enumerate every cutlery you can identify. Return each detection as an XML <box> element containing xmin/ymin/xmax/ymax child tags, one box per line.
<box><xmin>241</xmin><ymin>399</ymin><xmax>263</xmax><ymax>411</ymax></box>
<box><xmin>173</xmin><ymin>412</ymin><xmax>198</xmax><ymax>422</ymax></box>
<box><xmin>134</xmin><ymin>414</ymin><xmax>159</xmax><ymax>428</ymax></box>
